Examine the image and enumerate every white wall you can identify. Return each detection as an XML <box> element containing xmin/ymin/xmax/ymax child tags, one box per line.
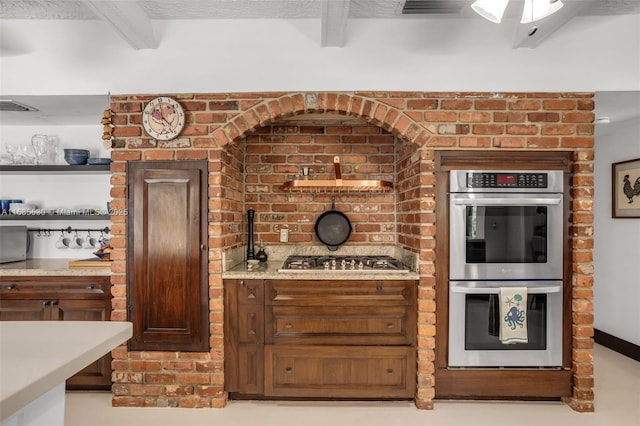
<box><xmin>594</xmin><ymin>118</ymin><xmax>640</xmax><ymax>345</ymax></box>
<box><xmin>1</xmin><ymin>15</ymin><xmax>639</xmax><ymax>95</ymax></box>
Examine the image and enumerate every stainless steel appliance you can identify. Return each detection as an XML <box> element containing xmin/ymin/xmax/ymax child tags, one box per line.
<box><xmin>449</xmin><ymin>170</ymin><xmax>564</xmax><ymax>281</ymax></box>
<box><xmin>448</xmin><ymin>280</ymin><xmax>563</xmax><ymax>367</ymax></box>
<box><xmin>0</xmin><ymin>226</ymin><xmax>29</xmax><ymax>263</ymax></box>
<box><xmin>278</xmin><ymin>255</ymin><xmax>409</xmax><ymax>273</ymax></box>
<box><xmin>448</xmin><ymin>170</ymin><xmax>565</xmax><ymax>367</ymax></box>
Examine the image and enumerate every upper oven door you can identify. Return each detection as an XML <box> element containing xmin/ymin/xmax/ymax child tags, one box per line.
<box><xmin>450</xmin><ymin>193</ymin><xmax>563</xmax><ymax>280</ymax></box>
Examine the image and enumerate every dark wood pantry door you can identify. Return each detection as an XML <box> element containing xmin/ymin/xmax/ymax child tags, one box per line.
<box><xmin>127</xmin><ymin>161</ymin><xmax>209</xmax><ymax>351</ymax></box>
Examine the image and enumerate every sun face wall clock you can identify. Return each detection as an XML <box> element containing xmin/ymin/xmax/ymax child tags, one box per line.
<box><xmin>142</xmin><ymin>96</ymin><xmax>186</xmax><ymax>141</ymax></box>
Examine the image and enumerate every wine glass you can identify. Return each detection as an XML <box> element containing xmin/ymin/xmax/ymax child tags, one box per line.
<box><xmin>31</xmin><ymin>134</ymin><xmax>48</xmax><ymax>165</ymax></box>
<box><xmin>4</xmin><ymin>143</ymin><xmax>18</xmax><ymax>163</ymax></box>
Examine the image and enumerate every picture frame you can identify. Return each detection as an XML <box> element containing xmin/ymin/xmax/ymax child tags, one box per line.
<box><xmin>612</xmin><ymin>157</ymin><xmax>640</xmax><ymax>218</ymax></box>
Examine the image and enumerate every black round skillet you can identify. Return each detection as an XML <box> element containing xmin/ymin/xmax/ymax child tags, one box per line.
<box><xmin>314</xmin><ymin>198</ymin><xmax>352</xmax><ymax>251</ymax></box>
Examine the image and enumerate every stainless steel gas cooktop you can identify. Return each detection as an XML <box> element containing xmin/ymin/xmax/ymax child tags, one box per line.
<box><xmin>278</xmin><ymin>255</ymin><xmax>409</xmax><ymax>273</ymax></box>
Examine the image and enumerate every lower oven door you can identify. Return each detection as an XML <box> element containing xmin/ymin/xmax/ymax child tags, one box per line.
<box><xmin>448</xmin><ymin>280</ymin><xmax>562</xmax><ymax>367</ymax></box>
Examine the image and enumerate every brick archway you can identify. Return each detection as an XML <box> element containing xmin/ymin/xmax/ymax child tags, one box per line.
<box><xmin>211</xmin><ymin>92</ymin><xmax>433</xmax><ymax>148</ymax></box>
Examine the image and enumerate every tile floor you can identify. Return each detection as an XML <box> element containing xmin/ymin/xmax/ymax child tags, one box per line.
<box><xmin>65</xmin><ymin>344</ymin><xmax>639</xmax><ymax>426</ymax></box>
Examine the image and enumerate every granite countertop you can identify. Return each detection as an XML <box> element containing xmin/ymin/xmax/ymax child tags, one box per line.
<box><xmin>222</xmin><ymin>260</ymin><xmax>420</xmax><ymax>280</ymax></box>
<box><xmin>0</xmin><ymin>321</ymin><xmax>132</xmax><ymax>421</ymax></box>
<box><xmin>0</xmin><ymin>259</ymin><xmax>111</xmax><ymax>276</ymax></box>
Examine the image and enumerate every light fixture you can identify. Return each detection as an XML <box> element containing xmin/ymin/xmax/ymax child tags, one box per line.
<box><xmin>471</xmin><ymin>0</ymin><xmax>509</xmax><ymax>24</ymax></box>
<box><xmin>521</xmin><ymin>0</ymin><xmax>564</xmax><ymax>23</ymax></box>
<box><xmin>471</xmin><ymin>0</ymin><xmax>564</xmax><ymax>24</ymax></box>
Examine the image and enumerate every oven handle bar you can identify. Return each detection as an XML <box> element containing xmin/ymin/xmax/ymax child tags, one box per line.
<box><xmin>451</xmin><ymin>197</ymin><xmax>562</xmax><ymax>206</ymax></box>
<box><xmin>450</xmin><ymin>282</ymin><xmax>562</xmax><ymax>294</ymax></box>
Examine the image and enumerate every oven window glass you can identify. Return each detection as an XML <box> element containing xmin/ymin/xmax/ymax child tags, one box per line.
<box><xmin>464</xmin><ymin>294</ymin><xmax>547</xmax><ymax>351</ymax></box>
<box><xmin>466</xmin><ymin>206</ymin><xmax>547</xmax><ymax>263</ymax></box>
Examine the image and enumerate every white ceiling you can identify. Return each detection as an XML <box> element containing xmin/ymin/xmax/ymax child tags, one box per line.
<box><xmin>0</xmin><ymin>0</ymin><xmax>639</xmax><ymax>127</ymax></box>
<box><xmin>2</xmin><ymin>0</ymin><xmax>639</xmax><ymax>50</ymax></box>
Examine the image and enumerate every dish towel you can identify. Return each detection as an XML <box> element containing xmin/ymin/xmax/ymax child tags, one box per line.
<box><xmin>499</xmin><ymin>287</ymin><xmax>528</xmax><ymax>344</ymax></box>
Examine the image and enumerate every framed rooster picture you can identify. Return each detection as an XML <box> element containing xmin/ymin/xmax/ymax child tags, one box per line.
<box><xmin>612</xmin><ymin>158</ymin><xmax>640</xmax><ymax>218</ymax></box>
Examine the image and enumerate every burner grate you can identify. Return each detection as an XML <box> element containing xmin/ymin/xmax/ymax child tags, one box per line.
<box><xmin>279</xmin><ymin>255</ymin><xmax>408</xmax><ymax>273</ymax></box>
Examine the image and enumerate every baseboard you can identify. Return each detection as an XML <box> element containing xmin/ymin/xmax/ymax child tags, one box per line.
<box><xmin>594</xmin><ymin>329</ymin><xmax>640</xmax><ymax>362</ymax></box>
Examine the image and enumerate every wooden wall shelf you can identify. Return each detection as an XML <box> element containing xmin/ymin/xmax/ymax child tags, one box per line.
<box><xmin>283</xmin><ymin>156</ymin><xmax>393</xmax><ymax>193</ymax></box>
<box><xmin>283</xmin><ymin>179</ymin><xmax>393</xmax><ymax>193</ymax></box>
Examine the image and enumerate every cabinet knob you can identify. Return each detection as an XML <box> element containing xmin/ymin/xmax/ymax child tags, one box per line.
<box><xmin>4</xmin><ymin>285</ymin><xmax>16</xmax><ymax>290</ymax></box>
<box><xmin>386</xmin><ymin>369</ymin><xmax>394</xmax><ymax>376</ymax></box>
<box><xmin>86</xmin><ymin>285</ymin><xmax>95</xmax><ymax>290</ymax></box>
<box><xmin>285</xmin><ymin>367</ymin><xmax>293</xmax><ymax>374</ymax></box>
<box><xmin>386</xmin><ymin>323</ymin><xmax>394</xmax><ymax>329</ymax></box>
<box><xmin>239</xmin><ymin>280</ymin><xmax>245</xmax><ymax>287</ymax></box>
<box><xmin>284</xmin><ymin>323</ymin><xmax>293</xmax><ymax>329</ymax></box>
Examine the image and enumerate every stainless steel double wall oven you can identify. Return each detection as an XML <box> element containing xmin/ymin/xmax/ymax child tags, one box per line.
<box><xmin>448</xmin><ymin>170</ymin><xmax>564</xmax><ymax>367</ymax></box>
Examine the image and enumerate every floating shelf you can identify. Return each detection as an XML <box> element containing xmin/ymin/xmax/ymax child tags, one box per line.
<box><xmin>283</xmin><ymin>179</ymin><xmax>393</xmax><ymax>193</ymax></box>
<box><xmin>282</xmin><ymin>156</ymin><xmax>393</xmax><ymax>193</ymax></box>
<box><xmin>0</xmin><ymin>214</ymin><xmax>111</xmax><ymax>221</ymax></box>
<box><xmin>0</xmin><ymin>164</ymin><xmax>111</xmax><ymax>174</ymax></box>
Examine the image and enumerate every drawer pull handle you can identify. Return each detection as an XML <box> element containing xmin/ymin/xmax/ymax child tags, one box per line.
<box><xmin>386</xmin><ymin>323</ymin><xmax>394</xmax><ymax>329</ymax></box>
<box><xmin>86</xmin><ymin>285</ymin><xmax>95</xmax><ymax>290</ymax></box>
<box><xmin>5</xmin><ymin>285</ymin><xmax>16</xmax><ymax>290</ymax></box>
<box><xmin>284</xmin><ymin>323</ymin><xmax>293</xmax><ymax>329</ymax></box>
<box><xmin>285</xmin><ymin>367</ymin><xmax>293</xmax><ymax>374</ymax></box>
<box><xmin>386</xmin><ymin>369</ymin><xmax>394</xmax><ymax>375</ymax></box>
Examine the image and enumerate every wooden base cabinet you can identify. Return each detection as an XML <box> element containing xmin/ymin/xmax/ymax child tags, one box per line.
<box><xmin>225</xmin><ymin>279</ymin><xmax>417</xmax><ymax>399</ymax></box>
<box><xmin>265</xmin><ymin>345</ymin><xmax>415</xmax><ymax>398</ymax></box>
<box><xmin>0</xmin><ymin>276</ymin><xmax>112</xmax><ymax>390</ymax></box>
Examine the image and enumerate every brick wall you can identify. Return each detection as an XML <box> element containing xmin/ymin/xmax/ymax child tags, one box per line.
<box><xmin>108</xmin><ymin>91</ymin><xmax>594</xmax><ymax>412</ymax></box>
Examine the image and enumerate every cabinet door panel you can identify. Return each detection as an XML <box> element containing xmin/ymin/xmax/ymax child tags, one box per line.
<box><xmin>239</xmin><ymin>306</ymin><xmax>264</xmax><ymax>344</ymax></box>
<box><xmin>0</xmin><ymin>299</ymin><xmax>50</xmax><ymax>320</ymax></box>
<box><xmin>237</xmin><ymin>345</ymin><xmax>264</xmax><ymax>394</ymax></box>
<box><xmin>237</xmin><ymin>280</ymin><xmax>264</xmax><ymax>305</ymax></box>
<box><xmin>128</xmin><ymin>161</ymin><xmax>208</xmax><ymax>352</ymax></box>
<box><xmin>54</xmin><ymin>299</ymin><xmax>109</xmax><ymax>321</ymax></box>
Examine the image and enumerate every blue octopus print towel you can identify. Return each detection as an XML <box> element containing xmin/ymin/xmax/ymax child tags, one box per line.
<box><xmin>499</xmin><ymin>287</ymin><xmax>528</xmax><ymax>344</ymax></box>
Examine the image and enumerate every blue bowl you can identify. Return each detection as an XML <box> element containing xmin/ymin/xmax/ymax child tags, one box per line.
<box><xmin>65</xmin><ymin>157</ymin><xmax>88</xmax><ymax>165</ymax></box>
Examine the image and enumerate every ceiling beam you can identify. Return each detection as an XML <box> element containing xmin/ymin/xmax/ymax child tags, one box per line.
<box><xmin>512</xmin><ymin>1</ymin><xmax>589</xmax><ymax>49</ymax></box>
<box><xmin>321</xmin><ymin>0</ymin><xmax>350</xmax><ymax>47</ymax></box>
<box><xmin>81</xmin><ymin>0</ymin><xmax>158</xmax><ymax>50</ymax></box>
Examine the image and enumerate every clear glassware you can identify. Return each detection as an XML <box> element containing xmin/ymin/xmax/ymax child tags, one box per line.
<box><xmin>46</xmin><ymin>135</ymin><xmax>60</xmax><ymax>164</ymax></box>
<box><xmin>31</xmin><ymin>134</ymin><xmax>48</xmax><ymax>165</ymax></box>
<box><xmin>21</xmin><ymin>144</ymin><xmax>36</xmax><ymax>164</ymax></box>
<box><xmin>5</xmin><ymin>143</ymin><xmax>18</xmax><ymax>163</ymax></box>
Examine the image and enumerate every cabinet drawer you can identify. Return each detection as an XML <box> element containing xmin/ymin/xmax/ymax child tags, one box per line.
<box><xmin>266</xmin><ymin>306</ymin><xmax>414</xmax><ymax>345</ymax></box>
<box><xmin>267</xmin><ymin>280</ymin><xmax>416</xmax><ymax>306</ymax></box>
<box><xmin>0</xmin><ymin>276</ymin><xmax>108</xmax><ymax>300</ymax></box>
<box><xmin>264</xmin><ymin>345</ymin><xmax>416</xmax><ymax>398</ymax></box>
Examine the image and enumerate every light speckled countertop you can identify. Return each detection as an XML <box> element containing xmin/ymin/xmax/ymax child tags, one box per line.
<box><xmin>0</xmin><ymin>259</ymin><xmax>111</xmax><ymax>276</ymax></box>
<box><xmin>222</xmin><ymin>260</ymin><xmax>420</xmax><ymax>280</ymax></box>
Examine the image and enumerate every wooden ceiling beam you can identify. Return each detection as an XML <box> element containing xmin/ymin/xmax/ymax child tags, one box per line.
<box><xmin>81</xmin><ymin>0</ymin><xmax>158</xmax><ymax>50</ymax></box>
<box><xmin>321</xmin><ymin>0</ymin><xmax>351</xmax><ymax>47</ymax></box>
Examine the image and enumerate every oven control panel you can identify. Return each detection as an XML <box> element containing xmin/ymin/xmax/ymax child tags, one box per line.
<box><xmin>467</xmin><ymin>172</ymin><xmax>548</xmax><ymax>188</ymax></box>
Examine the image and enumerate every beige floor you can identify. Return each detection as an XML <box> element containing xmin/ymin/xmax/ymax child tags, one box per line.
<box><xmin>65</xmin><ymin>344</ymin><xmax>639</xmax><ymax>426</ymax></box>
